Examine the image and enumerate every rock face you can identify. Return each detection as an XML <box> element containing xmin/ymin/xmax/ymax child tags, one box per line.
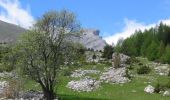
<box><xmin>100</xmin><ymin>67</ymin><xmax>130</xmax><ymax>84</ymax></box>
<box><xmin>67</xmin><ymin>77</ymin><xmax>100</xmax><ymax>92</ymax></box>
<box><xmin>80</xmin><ymin>29</ymin><xmax>107</xmax><ymax>51</ymax></box>
<box><xmin>0</xmin><ymin>20</ymin><xmax>107</xmax><ymax>51</ymax></box>
<box><xmin>144</xmin><ymin>85</ymin><xmax>155</xmax><ymax>94</ymax></box>
<box><xmin>71</xmin><ymin>69</ymin><xmax>100</xmax><ymax>78</ymax></box>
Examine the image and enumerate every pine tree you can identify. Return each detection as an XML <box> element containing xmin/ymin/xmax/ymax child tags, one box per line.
<box><xmin>161</xmin><ymin>45</ymin><xmax>170</xmax><ymax>64</ymax></box>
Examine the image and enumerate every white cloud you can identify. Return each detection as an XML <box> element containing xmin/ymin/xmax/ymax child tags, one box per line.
<box><xmin>0</xmin><ymin>0</ymin><xmax>34</xmax><ymax>29</ymax></box>
<box><xmin>104</xmin><ymin>18</ymin><xmax>170</xmax><ymax>45</ymax></box>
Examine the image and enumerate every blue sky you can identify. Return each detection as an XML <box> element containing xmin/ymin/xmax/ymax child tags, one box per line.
<box><xmin>0</xmin><ymin>0</ymin><xmax>170</xmax><ymax>44</ymax></box>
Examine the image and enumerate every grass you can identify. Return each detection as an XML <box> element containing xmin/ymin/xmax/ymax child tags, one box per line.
<box><xmin>56</xmin><ymin>58</ymin><xmax>170</xmax><ymax>100</ymax></box>
<box><xmin>1</xmin><ymin>57</ymin><xmax>170</xmax><ymax>100</ymax></box>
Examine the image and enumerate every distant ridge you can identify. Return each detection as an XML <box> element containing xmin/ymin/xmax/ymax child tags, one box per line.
<box><xmin>0</xmin><ymin>20</ymin><xmax>26</xmax><ymax>43</ymax></box>
<box><xmin>0</xmin><ymin>20</ymin><xmax>106</xmax><ymax>50</ymax></box>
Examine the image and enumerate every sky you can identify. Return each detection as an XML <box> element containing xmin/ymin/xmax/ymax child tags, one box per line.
<box><xmin>0</xmin><ymin>0</ymin><xmax>170</xmax><ymax>44</ymax></box>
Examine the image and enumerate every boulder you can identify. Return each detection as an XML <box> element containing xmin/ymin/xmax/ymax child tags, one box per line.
<box><xmin>163</xmin><ymin>91</ymin><xmax>170</xmax><ymax>96</ymax></box>
<box><xmin>112</xmin><ymin>53</ymin><xmax>130</xmax><ymax>64</ymax></box>
<box><xmin>144</xmin><ymin>85</ymin><xmax>155</xmax><ymax>94</ymax></box>
<box><xmin>0</xmin><ymin>81</ymin><xmax>8</xmax><ymax>94</ymax></box>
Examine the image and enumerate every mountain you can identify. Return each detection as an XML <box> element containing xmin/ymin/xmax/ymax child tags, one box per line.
<box><xmin>0</xmin><ymin>20</ymin><xmax>26</xmax><ymax>43</ymax></box>
<box><xmin>80</xmin><ymin>29</ymin><xmax>107</xmax><ymax>51</ymax></box>
<box><xmin>0</xmin><ymin>20</ymin><xmax>106</xmax><ymax>51</ymax></box>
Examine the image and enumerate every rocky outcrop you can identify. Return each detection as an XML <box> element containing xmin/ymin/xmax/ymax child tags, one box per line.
<box><xmin>67</xmin><ymin>77</ymin><xmax>100</xmax><ymax>92</ymax></box>
<box><xmin>0</xmin><ymin>20</ymin><xmax>107</xmax><ymax>51</ymax></box>
<box><xmin>71</xmin><ymin>69</ymin><xmax>100</xmax><ymax>78</ymax></box>
<box><xmin>112</xmin><ymin>53</ymin><xmax>130</xmax><ymax>64</ymax></box>
<box><xmin>144</xmin><ymin>85</ymin><xmax>155</xmax><ymax>94</ymax></box>
<box><xmin>100</xmin><ymin>67</ymin><xmax>130</xmax><ymax>84</ymax></box>
<box><xmin>154</xmin><ymin>64</ymin><xmax>170</xmax><ymax>76</ymax></box>
<box><xmin>80</xmin><ymin>29</ymin><xmax>107</xmax><ymax>51</ymax></box>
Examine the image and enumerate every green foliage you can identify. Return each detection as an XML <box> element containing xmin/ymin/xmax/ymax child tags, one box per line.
<box><xmin>125</xmin><ymin>56</ymin><xmax>139</xmax><ymax>65</ymax></box>
<box><xmin>6</xmin><ymin>10</ymin><xmax>82</xmax><ymax>100</ymax></box>
<box><xmin>120</xmin><ymin>23</ymin><xmax>170</xmax><ymax>63</ymax></box>
<box><xmin>102</xmin><ymin>45</ymin><xmax>114</xmax><ymax>59</ymax></box>
<box><xmin>154</xmin><ymin>83</ymin><xmax>165</xmax><ymax>93</ymax></box>
<box><xmin>137</xmin><ymin>65</ymin><xmax>151</xmax><ymax>74</ymax></box>
<box><xmin>161</xmin><ymin>45</ymin><xmax>170</xmax><ymax>64</ymax></box>
<box><xmin>168</xmin><ymin>70</ymin><xmax>170</xmax><ymax>77</ymax></box>
<box><xmin>146</xmin><ymin>40</ymin><xmax>159</xmax><ymax>61</ymax></box>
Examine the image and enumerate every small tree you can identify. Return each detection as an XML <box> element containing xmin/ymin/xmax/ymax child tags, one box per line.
<box><xmin>102</xmin><ymin>45</ymin><xmax>114</xmax><ymax>59</ymax></box>
<box><xmin>92</xmin><ymin>53</ymin><xmax>96</xmax><ymax>62</ymax></box>
<box><xmin>8</xmin><ymin>10</ymin><xmax>82</xmax><ymax>100</ymax></box>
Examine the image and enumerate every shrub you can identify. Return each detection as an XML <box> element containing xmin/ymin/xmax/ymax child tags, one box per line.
<box><xmin>154</xmin><ymin>83</ymin><xmax>161</xmax><ymax>93</ymax></box>
<box><xmin>154</xmin><ymin>83</ymin><xmax>165</xmax><ymax>93</ymax></box>
<box><xmin>124</xmin><ymin>69</ymin><xmax>132</xmax><ymax>79</ymax></box>
<box><xmin>127</xmin><ymin>65</ymin><xmax>134</xmax><ymax>70</ymax></box>
<box><xmin>137</xmin><ymin>65</ymin><xmax>151</xmax><ymax>74</ymax></box>
<box><xmin>125</xmin><ymin>56</ymin><xmax>139</xmax><ymax>65</ymax></box>
<box><xmin>168</xmin><ymin>70</ymin><xmax>170</xmax><ymax>77</ymax></box>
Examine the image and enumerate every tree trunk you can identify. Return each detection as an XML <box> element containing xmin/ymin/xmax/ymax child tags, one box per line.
<box><xmin>43</xmin><ymin>89</ymin><xmax>55</xmax><ymax>100</ymax></box>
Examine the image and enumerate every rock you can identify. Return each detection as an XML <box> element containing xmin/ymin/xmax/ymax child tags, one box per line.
<box><xmin>112</xmin><ymin>53</ymin><xmax>130</xmax><ymax>65</ymax></box>
<box><xmin>19</xmin><ymin>90</ymin><xmax>44</xmax><ymax>100</ymax></box>
<box><xmin>80</xmin><ymin>29</ymin><xmax>106</xmax><ymax>51</ymax></box>
<box><xmin>71</xmin><ymin>69</ymin><xmax>100</xmax><ymax>78</ymax></box>
<box><xmin>0</xmin><ymin>81</ymin><xmax>8</xmax><ymax>94</ymax></box>
<box><xmin>144</xmin><ymin>85</ymin><xmax>155</xmax><ymax>94</ymax></box>
<box><xmin>154</xmin><ymin>64</ymin><xmax>170</xmax><ymax>76</ymax></box>
<box><xmin>100</xmin><ymin>67</ymin><xmax>130</xmax><ymax>84</ymax></box>
<box><xmin>66</xmin><ymin>77</ymin><xmax>100</xmax><ymax>92</ymax></box>
<box><xmin>163</xmin><ymin>91</ymin><xmax>170</xmax><ymax>96</ymax></box>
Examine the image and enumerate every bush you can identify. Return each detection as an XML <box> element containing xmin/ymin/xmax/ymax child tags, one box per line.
<box><xmin>137</xmin><ymin>65</ymin><xmax>151</xmax><ymax>74</ymax></box>
<box><xmin>125</xmin><ymin>56</ymin><xmax>139</xmax><ymax>65</ymax></box>
<box><xmin>127</xmin><ymin>65</ymin><xmax>134</xmax><ymax>70</ymax></box>
<box><xmin>154</xmin><ymin>83</ymin><xmax>161</xmax><ymax>93</ymax></box>
<box><xmin>168</xmin><ymin>70</ymin><xmax>170</xmax><ymax>77</ymax></box>
<box><xmin>124</xmin><ymin>69</ymin><xmax>132</xmax><ymax>79</ymax></box>
<box><xmin>154</xmin><ymin>83</ymin><xmax>165</xmax><ymax>93</ymax></box>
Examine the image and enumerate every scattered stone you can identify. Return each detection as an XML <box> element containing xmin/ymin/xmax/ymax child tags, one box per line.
<box><xmin>154</xmin><ymin>64</ymin><xmax>169</xmax><ymax>76</ymax></box>
<box><xmin>19</xmin><ymin>90</ymin><xmax>44</xmax><ymax>100</ymax></box>
<box><xmin>144</xmin><ymin>85</ymin><xmax>155</xmax><ymax>94</ymax></box>
<box><xmin>67</xmin><ymin>77</ymin><xmax>100</xmax><ymax>92</ymax></box>
<box><xmin>0</xmin><ymin>72</ymin><xmax>13</xmax><ymax>78</ymax></box>
<box><xmin>0</xmin><ymin>81</ymin><xmax>8</xmax><ymax>94</ymax></box>
<box><xmin>100</xmin><ymin>67</ymin><xmax>130</xmax><ymax>84</ymax></box>
<box><xmin>163</xmin><ymin>91</ymin><xmax>170</xmax><ymax>96</ymax></box>
<box><xmin>70</xmin><ymin>69</ymin><xmax>100</xmax><ymax>78</ymax></box>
